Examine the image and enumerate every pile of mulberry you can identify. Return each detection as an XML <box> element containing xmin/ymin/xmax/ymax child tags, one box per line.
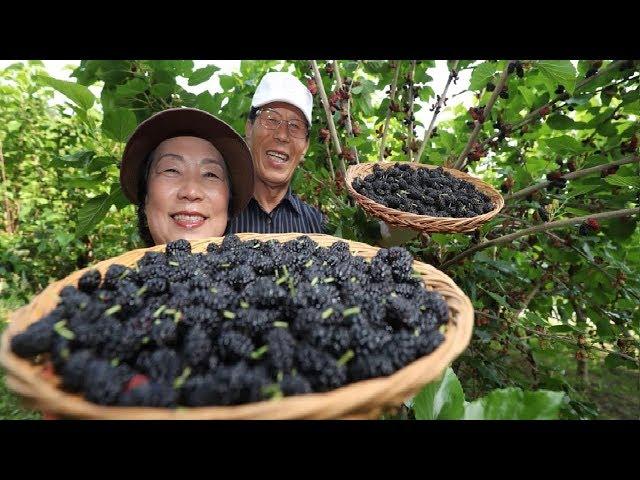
<box><xmin>352</xmin><ymin>163</ymin><xmax>494</xmax><ymax>218</ymax></box>
<box><xmin>11</xmin><ymin>236</ymin><xmax>451</xmax><ymax>408</ymax></box>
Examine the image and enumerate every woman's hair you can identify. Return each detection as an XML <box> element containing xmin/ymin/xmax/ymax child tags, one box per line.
<box><xmin>136</xmin><ymin>149</ymin><xmax>157</xmax><ymax>247</ymax></box>
<box><xmin>136</xmin><ymin>146</ymin><xmax>234</xmax><ymax>247</ymax></box>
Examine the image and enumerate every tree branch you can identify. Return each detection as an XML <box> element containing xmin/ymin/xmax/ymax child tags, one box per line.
<box><xmin>514</xmin><ymin>280</ymin><xmax>543</xmax><ymax>319</ymax></box>
<box><xmin>0</xmin><ymin>142</ymin><xmax>15</xmax><ymax>234</ymax></box>
<box><xmin>406</xmin><ymin>61</ymin><xmax>416</xmax><ymax>162</ymax></box>
<box><xmin>416</xmin><ymin>60</ymin><xmax>459</xmax><ymax>163</ymax></box>
<box><xmin>323</xmin><ymin>139</ymin><xmax>336</xmax><ymax>181</ymax></box>
<box><xmin>333</xmin><ymin>61</ymin><xmax>360</xmax><ymax>164</ymax></box>
<box><xmin>474</xmin><ymin>310</ymin><xmax>639</xmax><ymax>364</ymax></box>
<box><xmin>332</xmin><ymin>60</ymin><xmax>342</xmax><ymax>86</ymax></box>
<box><xmin>477</xmin><ymin>60</ymin><xmax>632</xmax><ymax>153</ymax></box>
<box><xmin>544</xmin><ymin>230</ymin><xmax>640</xmax><ymax>303</ymax></box>
<box><xmin>441</xmin><ymin>207</ymin><xmax>640</xmax><ymax>269</ymax></box>
<box><xmin>379</xmin><ymin>61</ymin><xmax>402</xmax><ymax>161</ymax></box>
<box><xmin>506</xmin><ymin>155</ymin><xmax>640</xmax><ymax>201</ymax></box>
<box><xmin>454</xmin><ymin>60</ymin><xmax>514</xmax><ymax>169</ymax></box>
<box><xmin>310</xmin><ymin>60</ymin><xmax>346</xmax><ymax>177</ymax></box>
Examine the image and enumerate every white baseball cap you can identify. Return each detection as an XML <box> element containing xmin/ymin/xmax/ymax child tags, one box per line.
<box><xmin>251</xmin><ymin>71</ymin><xmax>314</xmax><ymax>126</ymax></box>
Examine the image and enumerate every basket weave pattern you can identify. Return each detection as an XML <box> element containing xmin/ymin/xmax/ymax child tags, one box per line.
<box><xmin>0</xmin><ymin>233</ymin><xmax>473</xmax><ymax>419</ymax></box>
<box><xmin>346</xmin><ymin>162</ymin><xmax>504</xmax><ymax>233</ymax></box>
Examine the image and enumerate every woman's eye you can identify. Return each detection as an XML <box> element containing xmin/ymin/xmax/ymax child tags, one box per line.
<box><xmin>204</xmin><ymin>172</ymin><xmax>220</xmax><ymax>179</ymax></box>
<box><xmin>164</xmin><ymin>168</ymin><xmax>180</xmax><ymax>174</ymax></box>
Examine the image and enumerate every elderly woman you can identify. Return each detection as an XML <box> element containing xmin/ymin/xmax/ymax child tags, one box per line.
<box><xmin>119</xmin><ymin>108</ymin><xmax>254</xmax><ymax>246</ymax></box>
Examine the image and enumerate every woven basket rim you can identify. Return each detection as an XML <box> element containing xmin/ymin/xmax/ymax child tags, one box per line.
<box><xmin>345</xmin><ymin>161</ymin><xmax>504</xmax><ymax>232</ymax></box>
<box><xmin>0</xmin><ymin>233</ymin><xmax>474</xmax><ymax>419</ymax></box>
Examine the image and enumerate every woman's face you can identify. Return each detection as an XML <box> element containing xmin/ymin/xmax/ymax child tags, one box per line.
<box><xmin>144</xmin><ymin>136</ymin><xmax>230</xmax><ymax>245</ymax></box>
<box><xmin>245</xmin><ymin>101</ymin><xmax>309</xmax><ymax>188</ymax></box>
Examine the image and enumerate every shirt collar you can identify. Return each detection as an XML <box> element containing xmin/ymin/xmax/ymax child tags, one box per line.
<box><xmin>283</xmin><ymin>187</ymin><xmax>302</xmax><ymax>215</ymax></box>
<box><xmin>249</xmin><ymin>187</ymin><xmax>301</xmax><ymax>215</ymax></box>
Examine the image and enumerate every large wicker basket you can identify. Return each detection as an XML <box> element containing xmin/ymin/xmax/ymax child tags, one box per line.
<box><xmin>0</xmin><ymin>233</ymin><xmax>473</xmax><ymax>419</ymax></box>
<box><xmin>346</xmin><ymin>162</ymin><xmax>504</xmax><ymax>233</ymax></box>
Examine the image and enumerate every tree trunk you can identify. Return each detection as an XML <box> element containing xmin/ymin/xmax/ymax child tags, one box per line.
<box><xmin>0</xmin><ymin>142</ymin><xmax>16</xmax><ymax>233</ymax></box>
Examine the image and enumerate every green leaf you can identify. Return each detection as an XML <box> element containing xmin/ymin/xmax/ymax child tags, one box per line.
<box><xmin>102</xmin><ymin>108</ymin><xmax>138</xmax><ymax>143</ymax></box>
<box><xmin>149</xmin><ymin>60</ymin><xmax>194</xmax><ymax>76</ymax></box>
<box><xmin>568</xmin><ymin>184</ymin><xmax>601</xmax><ymax>197</ymax></box>
<box><xmin>546</xmin><ymin>114</ymin><xmax>580</xmax><ymax>130</ymax></box>
<box><xmin>150</xmin><ymin>83</ymin><xmax>174</xmax><ymax>98</ymax></box>
<box><xmin>537</xmin><ymin>60</ymin><xmax>577</xmax><ymax>94</ymax></box>
<box><xmin>481</xmin><ymin>288</ymin><xmax>513</xmax><ymax>311</ymax></box>
<box><xmin>54</xmin><ymin>232</ymin><xmax>74</xmax><ymax>247</ymax></box>
<box><xmin>622</xmin><ymin>100</ymin><xmax>640</xmax><ymax>115</ymax></box>
<box><xmin>413</xmin><ymin>367</ymin><xmax>465</xmax><ymax>420</ymax></box>
<box><xmin>196</xmin><ymin>92</ymin><xmax>221</xmax><ymax>115</ymax></box>
<box><xmin>115</xmin><ymin>78</ymin><xmax>147</xmax><ymax>97</ymax></box>
<box><xmin>86</xmin><ymin>156</ymin><xmax>116</xmax><ymax>173</ymax></box>
<box><xmin>439</xmin><ymin>131</ymin><xmax>456</xmax><ymax>151</ymax></box>
<box><xmin>548</xmin><ymin>325</ymin><xmax>574</xmax><ymax>333</ymax></box>
<box><xmin>606</xmin><ymin>216</ymin><xmax>638</xmax><ymax>240</ymax></box>
<box><xmin>7</xmin><ymin>120</ymin><xmax>21</xmax><ymax>132</ymax></box>
<box><xmin>604</xmin><ymin>353</ymin><xmax>638</xmax><ymax>370</ymax></box>
<box><xmin>544</xmin><ymin>135</ymin><xmax>586</xmax><ymax>154</ymax></box>
<box><xmin>219</xmin><ymin>75</ymin><xmax>236</xmax><ymax>91</ymax></box>
<box><xmin>596</xmin><ymin>122</ymin><xmax>618</xmax><ymax>137</ymax></box>
<box><xmin>463</xmin><ymin>388</ymin><xmax>565</xmax><ymax>420</ymax></box>
<box><xmin>109</xmin><ymin>183</ymin><xmax>130</xmax><ymax>210</ymax></box>
<box><xmin>36</xmin><ymin>75</ymin><xmax>95</xmax><ymax>110</ymax></box>
<box><xmin>51</xmin><ymin>150</ymin><xmax>95</xmax><ymax>169</ymax></box>
<box><xmin>604</xmin><ymin>174</ymin><xmax>640</xmax><ymax>188</ymax></box>
<box><xmin>469</xmin><ymin>62</ymin><xmax>497</xmax><ymax>91</ymax></box>
<box><xmin>76</xmin><ymin>194</ymin><xmax>110</xmax><ymax>237</ymax></box>
<box><xmin>564</xmin><ymin>207</ymin><xmax>591</xmax><ymax>216</ymax></box>
<box><xmin>76</xmin><ymin>186</ymin><xmax>128</xmax><ymax>237</ymax></box>
<box><xmin>517</xmin><ymin>86</ymin><xmax>535</xmax><ymax>108</ymax></box>
<box><xmin>188</xmin><ymin>65</ymin><xmax>219</xmax><ymax>86</ymax></box>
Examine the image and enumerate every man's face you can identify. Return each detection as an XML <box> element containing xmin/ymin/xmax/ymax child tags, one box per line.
<box><xmin>245</xmin><ymin>101</ymin><xmax>310</xmax><ymax>189</ymax></box>
<box><xmin>144</xmin><ymin>136</ymin><xmax>230</xmax><ymax>245</ymax></box>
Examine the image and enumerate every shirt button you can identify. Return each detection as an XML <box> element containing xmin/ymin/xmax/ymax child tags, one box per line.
<box><xmin>266</xmin><ymin>217</ymin><xmax>272</xmax><ymax>225</ymax></box>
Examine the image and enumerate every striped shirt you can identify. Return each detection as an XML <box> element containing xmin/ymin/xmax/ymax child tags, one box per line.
<box><xmin>226</xmin><ymin>188</ymin><xmax>328</xmax><ymax>234</ymax></box>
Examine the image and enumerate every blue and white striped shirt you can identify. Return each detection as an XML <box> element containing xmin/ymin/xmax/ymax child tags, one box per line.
<box><xmin>226</xmin><ymin>188</ymin><xmax>327</xmax><ymax>234</ymax></box>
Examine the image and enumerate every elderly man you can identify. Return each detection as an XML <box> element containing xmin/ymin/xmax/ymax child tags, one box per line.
<box><xmin>226</xmin><ymin>71</ymin><xmax>328</xmax><ymax>234</ymax></box>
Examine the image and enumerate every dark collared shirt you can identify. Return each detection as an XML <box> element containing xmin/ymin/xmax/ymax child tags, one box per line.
<box><xmin>226</xmin><ymin>188</ymin><xmax>327</xmax><ymax>234</ymax></box>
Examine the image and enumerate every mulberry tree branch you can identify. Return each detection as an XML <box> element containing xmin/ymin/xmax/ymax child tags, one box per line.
<box><xmin>416</xmin><ymin>60</ymin><xmax>459</xmax><ymax>163</ymax></box>
<box><xmin>454</xmin><ymin>61</ymin><xmax>514</xmax><ymax>169</ymax></box>
<box><xmin>379</xmin><ymin>61</ymin><xmax>402</xmax><ymax>162</ymax></box>
<box><xmin>441</xmin><ymin>207</ymin><xmax>640</xmax><ymax>269</ymax></box>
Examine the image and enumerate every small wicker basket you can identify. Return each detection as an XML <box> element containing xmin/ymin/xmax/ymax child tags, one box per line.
<box><xmin>0</xmin><ymin>233</ymin><xmax>474</xmax><ymax>419</ymax></box>
<box><xmin>346</xmin><ymin>162</ymin><xmax>504</xmax><ymax>233</ymax></box>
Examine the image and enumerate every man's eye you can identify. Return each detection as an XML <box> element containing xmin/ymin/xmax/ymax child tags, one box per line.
<box><xmin>164</xmin><ymin>168</ymin><xmax>180</xmax><ymax>174</ymax></box>
<box><xmin>204</xmin><ymin>172</ymin><xmax>220</xmax><ymax>179</ymax></box>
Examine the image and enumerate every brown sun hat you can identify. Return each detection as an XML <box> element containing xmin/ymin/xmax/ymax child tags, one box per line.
<box><xmin>120</xmin><ymin>108</ymin><xmax>254</xmax><ymax>217</ymax></box>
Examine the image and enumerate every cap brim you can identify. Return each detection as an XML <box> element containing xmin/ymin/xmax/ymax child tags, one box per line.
<box><xmin>120</xmin><ymin>108</ymin><xmax>253</xmax><ymax>217</ymax></box>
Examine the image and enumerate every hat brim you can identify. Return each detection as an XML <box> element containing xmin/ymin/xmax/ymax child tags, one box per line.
<box><xmin>120</xmin><ymin>108</ymin><xmax>253</xmax><ymax>217</ymax></box>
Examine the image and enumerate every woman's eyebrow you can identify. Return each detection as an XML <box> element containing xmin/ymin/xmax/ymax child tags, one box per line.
<box><xmin>157</xmin><ymin>153</ymin><xmax>184</xmax><ymax>162</ymax></box>
<box><xmin>200</xmin><ymin>158</ymin><xmax>225</xmax><ymax>168</ymax></box>
<box><xmin>156</xmin><ymin>154</ymin><xmax>223</xmax><ymax>167</ymax></box>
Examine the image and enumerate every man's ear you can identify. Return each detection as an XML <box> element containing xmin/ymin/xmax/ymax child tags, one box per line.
<box><xmin>245</xmin><ymin>120</ymin><xmax>253</xmax><ymax>144</ymax></box>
